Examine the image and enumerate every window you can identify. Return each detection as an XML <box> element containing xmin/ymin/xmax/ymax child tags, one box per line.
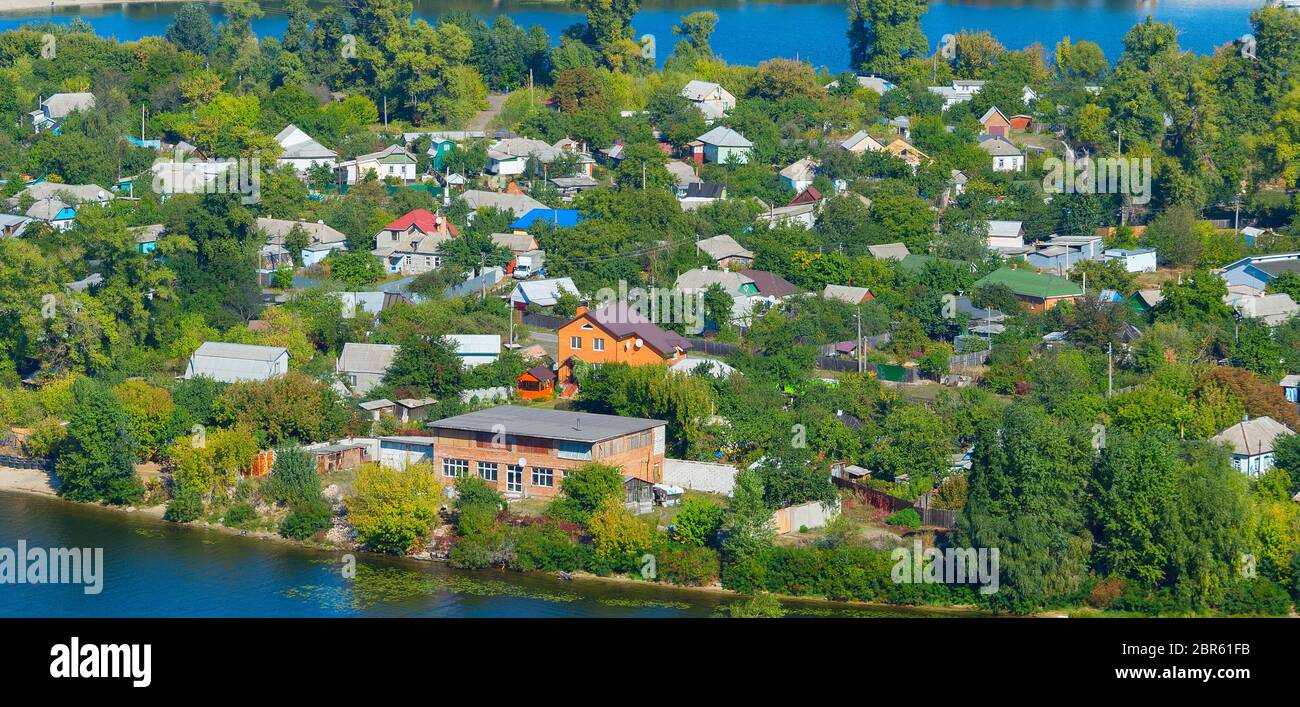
<box><xmin>531</xmin><ymin>467</ymin><xmax>554</xmax><ymax>487</ymax></box>
<box><xmin>477</xmin><ymin>461</ymin><xmax>498</xmax><ymax>481</ymax></box>
<box><xmin>443</xmin><ymin>458</ymin><xmax>469</xmax><ymax>478</ymax></box>
<box><xmin>557</xmin><ymin>441</ymin><xmax>593</xmax><ymax>461</ymax></box>
<box><xmin>593</xmin><ymin>338</ymin><xmax>605</xmax><ymax>352</ymax></box>
<box><xmin>570</xmin><ymin>336</ymin><xmax>582</xmax><ymax>349</ymax></box>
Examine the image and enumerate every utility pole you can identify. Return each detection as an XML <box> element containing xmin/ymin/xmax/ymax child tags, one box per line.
<box><xmin>383</xmin><ymin>95</ymin><xmax>388</xmax><ymax>127</ymax></box>
<box><xmin>1107</xmin><ymin>342</ymin><xmax>1113</xmax><ymax>398</ymax></box>
<box><xmin>856</xmin><ymin>305</ymin><xmax>864</xmax><ymax>374</ymax></box>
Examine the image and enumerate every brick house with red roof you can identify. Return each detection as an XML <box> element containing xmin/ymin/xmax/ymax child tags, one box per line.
<box><xmin>372</xmin><ymin>208</ymin><xmax>460</xmax><ymax>274</ymax></box>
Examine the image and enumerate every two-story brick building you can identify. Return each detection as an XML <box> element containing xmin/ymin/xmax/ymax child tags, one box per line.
<box><xmin>423</xmin><ymin>406</ymin><xmax>667</xmax><ymax>498</ymax></box>
<box><xmin>556</xmin><ymin>302</ymin><xmax>692</xmax><ymax>385</ymax></box>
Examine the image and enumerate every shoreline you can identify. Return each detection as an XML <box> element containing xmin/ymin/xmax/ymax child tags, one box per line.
<box><xmin>0</xmin><ymin>0</ymin><xmax>193</xmax><ymax>14</ymax></box>
<box><xmin>0</xmin><ymin>470</ymin><xmax>988</xmax><ymax>615</ymax></box>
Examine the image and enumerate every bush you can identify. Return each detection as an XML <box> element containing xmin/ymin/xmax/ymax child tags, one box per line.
<box><xmin>448</xmin><ymin>536</ymin><xmax>497</xmax><ymax>569</ymax></box>
<box><xmin>510</xmin><ymin>522</ymin><xmax>583</xmax><ymax>573</ymax></box>
<box><xmin>222</xmin><ymin>502</ymin><xmax>257</xmax><ymax>528</ymax></box>
<box><xmin>885</xmin><ymin>508</ymin><xmax>921</xmax><ymax>528</ymax></box>
<box><xmin>164</xmin><ymin>479</ymin><xmax>204</xmax><ymax>523</ymax></box>
<box><xmin>454</xmin><ymin>475</ymin><xmax>505</xmax><ymax>538</ymax></box>
<box><xmin>656</xmin><ymin>543</ymin><xmax>721</xmax><ymax>586</ymax></box>
<box><xmin>349</xmin><ymin>463</ymin><xmax>442</xmax><ymax>554</ymax></box>
<box><xmin>1217</xmin><ymin>579</ymin><xmax>1292</xmax><ymax>617</ymax></box>
<box><xmin>545</xmin><ymin>462</ymin><xmax>624</xmax><ymax>525</ymax></box>
<box><xmin>262</xmin><ymin>445</ymin><xmax>321</xmax><ymax>508</ymax></box>
<box><xmin>1085</xmin><ymin>576</ymin><xmax>1126</xmax><ymax>609</ymax></box>
<box><xmin>279</xmin><ymin>498</ymin><xmax>332</xmax><ymax>539</ymax></box>
<box><xmin>670</xmin><ymin>497</ymin><xmax>723</xmax><ymax>547</ymax></box>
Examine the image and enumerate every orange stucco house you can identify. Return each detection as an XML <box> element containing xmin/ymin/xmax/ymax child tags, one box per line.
<box><xmin>557</xmin><ymin>302</ymin><xmax>692</xmax><ymax>383</ymax></box>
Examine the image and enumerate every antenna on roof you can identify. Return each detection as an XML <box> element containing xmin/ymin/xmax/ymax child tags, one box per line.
<box><xmin>573</xmin><ymin>416</ymin><xmax>582</xmax><ymax>431</ymax></box>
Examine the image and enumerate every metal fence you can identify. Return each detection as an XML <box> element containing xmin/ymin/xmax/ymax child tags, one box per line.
<box><xmin>684</xmin><ymin>338</ymin><xmax>740</xmax><ymax>357</ymax></box>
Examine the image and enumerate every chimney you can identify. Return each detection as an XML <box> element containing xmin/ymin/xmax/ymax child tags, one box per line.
<box><xmin>575</xmin><ymin>304</ymin><xmax>588</xmax><ymax>317</ymax></box>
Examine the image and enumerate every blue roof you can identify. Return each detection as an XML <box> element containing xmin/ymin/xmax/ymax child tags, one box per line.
<box><xmin>510</xmin><ymin>208</ymin><xmax>582</xmax><ymax>229</ymax></box>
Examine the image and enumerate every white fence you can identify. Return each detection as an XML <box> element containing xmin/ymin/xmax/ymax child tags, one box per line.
<box><xmin>662</xmin><ymin>458</ymin><xmax>738</xmax><ymax>496</ymax></box>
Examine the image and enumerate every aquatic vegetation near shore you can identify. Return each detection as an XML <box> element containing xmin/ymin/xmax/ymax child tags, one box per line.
<box><xmin>282</xmin><ymin>564</ymin><xmax>581</xmax><ymax>611</ymax></box>
<box><xmin>597</xmin><ymin>597</ymin><xmax>692</xmax><ymax>610</ymax></box>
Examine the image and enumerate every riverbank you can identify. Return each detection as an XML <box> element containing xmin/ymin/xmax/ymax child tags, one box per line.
<box><xmin>0</xmin><ymin>468</ymin><xmax>990</xmax><ymax>616</ymax></box>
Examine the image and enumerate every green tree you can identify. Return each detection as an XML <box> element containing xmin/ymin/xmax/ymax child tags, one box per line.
<box><xmin>671</xmin><ymin>496</ymin><xmax>724</xmax><ymax>547</ymax></box>
<box><xmin>846</xmin><ymin>0</ymin><xmax>929</xmax><ymax>78</ymax></box>
<box><xmin>384</xmin><ymin>336</ymin><xmax>465</xmax><ymax>398</ymax></box>
<box><xmin>350</xmin><ymin>462</ymin><xmax>444</xmax><ymax>553</ymax></box>
<box><xmin>547</xmin><ymin>462</ymin><xmax>624</xmax><ymax>525</ymax></box>
<box><xmin>56</xmin><ymin>379</ymin><xmax>143</xmax><ymax>505</ymax></box>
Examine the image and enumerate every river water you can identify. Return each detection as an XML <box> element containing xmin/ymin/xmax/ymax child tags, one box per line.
<box><xmin>0</xmin><ymin>490</ymin><xmax>962</xmax><ymax>617</ymax></box>
<box><xmin>0</xmin><ymin>0</ymin><xmax>1266</xmax><ymax>69</ymax></box>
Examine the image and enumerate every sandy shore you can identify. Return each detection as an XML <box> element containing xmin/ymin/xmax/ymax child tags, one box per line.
<box><xmin>0</xmin><ymin>466</ymin><xmax>59</xmax><ymax>496</ymax></box>
<box><xmin>0</xmin><ymin>0</ymin><xmax>191</xmax><ymax>14</ymax></box>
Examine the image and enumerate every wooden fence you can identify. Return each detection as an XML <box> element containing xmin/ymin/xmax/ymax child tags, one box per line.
<box><xmin>948</xmin><ymin>349</ymin><xmax>991</xmax><ymax>368</ymax></box>
<box><xmin>684</xmin><ymin>338</ymin><xmax>740</xmax><ymax>357</ymax></box>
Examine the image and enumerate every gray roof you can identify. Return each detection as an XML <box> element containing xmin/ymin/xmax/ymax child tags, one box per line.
<box><xmin>428</xmin><ymin>405</ymin><xmax>665</xmax><ymax>444</ymax></box>
<box><xmin>1211</xmin><ymin>416</ymin><xmax>1295</xmax><ymax>457</ymax></box>
<box><xmin>257</xmin><ymin>217</ymin><xmax>347</xmax><ymax>247</ymax></box>
<box><xmin>275</xmin><ymin>124</ymin><xmax>337</xmax><ymax>160</ymax></box>
<box><xmin>337</xmin><ymin>343</ymin><xmax>400</xmax><ymax>375</ymax></box>
<box><xmin>12</xmin><ymin>182</ymin><xmax>109</xmax><ymax>205</ymax></box>
<box><xmin>459</xmin><ymin>189</ymin><xmax>547</xmax><ymax>217</ymax></box>
<box><xmin>867</xmin><ymin>242</ymin><xmax>910</xmax><ymax>260</ymax></box>
<box><xmin>697</xmin><ymin>126</ymin><xmax>752</xmax><ymax>148</ymax></box>
<box><xmin>823</xmin><ymin>284</ymin><xmax>872</xmax><ymax>304</ymax></box>
<box><xmin>979</xmin><ymin>135</ymin><xmax>1022</xmax><ymax>157</ymax></box>
<box><xmin>41</xmin><ymin>92</ymin><xmax>95</xmax><ymax>120</ymax></box>
<box><xmin>696</xmin><ymin>234</ymin><xmax>754</xmax><ymax>262</ymax></box>
<box><xmin>192</xmin><ymin>342</ymin><xmax>288</xmax><ymax>362</ymax></box>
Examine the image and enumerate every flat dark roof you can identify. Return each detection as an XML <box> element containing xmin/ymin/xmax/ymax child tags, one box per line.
<box><xmin>427</xmin><ymin>405</ymin><xmax>664</xmax><ymax>443</ymax></box>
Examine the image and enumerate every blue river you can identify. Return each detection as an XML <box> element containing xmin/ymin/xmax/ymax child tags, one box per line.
<box><xmin>0</xmin><ymin>0</ymin><xmax>1266</xmax><ymax>70</ymax></box>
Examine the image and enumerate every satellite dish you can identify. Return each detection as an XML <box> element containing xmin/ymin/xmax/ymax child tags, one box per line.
<box><xmin>517</xmin><ymin>457</ymin><xmax>527</xmax><ymax>468</ymax></box>
<box><xmin>634</xmin><ymin>338</ymin><xmax>643</xmax><ymax>348</ymax></box>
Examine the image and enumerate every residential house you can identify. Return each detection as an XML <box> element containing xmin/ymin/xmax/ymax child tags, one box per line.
<box><xmin>423</xmin><ymin>405</ymin><xmax>668</xmax><ymax>498</ymax></box>
<box><xmin>548</xmin><ymin>175</ymin><xmax>599</xmax><ymax>199</ymax></box>
<box><xmin>148</xmin><ymin>159</ymin><xmax>236</xmax><ymax>198</ymax></box>
<box><xmin>557</xmin><ymin>301</ymin><xmax>692</xmax><ymax>383</ymax></box>
<box><xmin>446</xmin><ymin>334</ymin><xmax>501</xmax><ymax>367</ymax></box>
<box><xmin>1280</xmin><ymin>375</ymin><xmax>1300</xmax><ymax>405</ymax></box>
<box><xmin>184</xmin><ymin>342</ymin><xmax>289</xmax><ymax>383</ymax></box>
<box><xmin>867</xmin><ymin>242</ymin><xmax>910</xmax><ymax>261</ymax></box>
<box><xmin>256</xmin><ymin>217</ymin><xmax>348</xmax><ymax>267</ymax></box>
<box><xmin>667</xmin><ymin>161</ymin><xmax>702</xmax><ymax>196</ymax></box>
<box><xmin>338</xmin><ymin>145</ymin><xmax>418</xmax><ymax>184</ymax></box>
<box><xmin>675</xmin><ymin>267</ymin><xmax>759</xmax><ymax>327</ymax></box>
<box><xmin>679</xmin><ymin>182</ymin><xmax>726</xmax><ymax>210</ymax></box>
<box><xmin>740</xmin><ymin>269</ymin><xmax>803</xmax><ymax>303</ymax></box>
<box><xmin>974</xmin><ymin>267</ymin><xmax>1083</xmax><ymax>313</ymax></box>
<box><xmin>130</xmin><ymin>224</ymin><xmax>164</xmax><ymax>254</ymax></box>
<box><xmin>372</xmin><ymin>208</ymin><xmax>458</xmax><ymax>275</ymax></box>
<box><xmin>680</xmin><ymin>80</ymin><xmax>736</xmax><ymax>122</ymax></box>
<box><xmin>840</xmin><ymin>129</ymin><xmax>885</xmax><ymax>154</ymax></box>
<box><xmin>30</xmin><ymin>92</ymin><xmax>95</xmax><ymax>132</ymax></box>
<box><xmin>884</xmin><ymin>138</ymin><xmax>929</xmax><ymax>170</ymax></box>
<box><xmin>987</xmin><ymin>220</ymin><xmax>1026</xmax><ymax>251</ymax></box>
<box><xmin>788</xmin><ymin>186</ymin><xmax>823</xmax><ymax>208</ymax></box>
<box><xmin>823</xmin><ymin>284</ymin><xmax>874</xmax><ymax>306</ymax></box>
<box><xmin>25</xmin><ymin>199</ymin><xmax>77</xmax><ymax>230</ymax></box>
<box><xmin>1219</xmin><ymin>253</ymin><xmax>1300</xmax><ymax>291</ymax></box>
<box><xmin>1102</xmin><ymin>247</ymin><xmax>1158</xmax><ymax>273</ymax></box>
<box><xmin>510</xmin><ymin>208</ymin><xmax>583</xmax><ymax>231</ymax></box>
<box><xmin>753</xmin><ymin>200</ymin><xmax>819</xmax><ymax>230</ymax></box>
<box><xmin>979</xmin><ymin>135</ymin><xmax>1025</xmax><ymax>172</ymax></box>
<box><xmin>9</xmin><ymin>182</ymin><xmax>112</xmax><ymax>209</ymax></box>
<box><xmin>458</xmin><ymin>189</ymin><xmax>547</xmax><ymax>219</ymax></box>
<box><xmin>334</xmin><ymin>291</ymin><xmax>411</xmax><ymax>319</ymax></box>
<box><xmin>1210</xmin><ymin>416</ymin><xmax>1295</xmax><ymax>477</ymax></box>
<box><xmin>336</xmin><ymin>343</ymin><xmax>401</xmax><ymax>396</ymax></box>
<box><xmin>927</xmin><ymin>80</ymin><xmax>984</xmax><ymax>110</ymax></box>
<box><xmin>694</xmin><ymin>126</ymin><xmax>752</xmax><ymax>165</ymax></box>
<box><xmin>274</xmin><ymin>124</ymin><xmax>337</xmax><ymax>175</ymax></box>
<box><xmin>1129</xmin><ymin>288</ymin><xmax>1164</xmax><ymax>314</ymax></box>
<box><xmin>780</xmin><ymin>157</ymin><xmax>819</xmax><ymax>192</ymax></box>
<box><xmin>1225</xmin><ymin>292</ymin><xmax>1300</xmax><ymax>326</ymax></box>
<box><xmin>0</xmin><ymin>213</ymin><xmax>32</xmax><ymax>238</ymax></box>
<box><xmin>516</xmin><ymin>366</ymin><xmax>556</xmax><ymax>401</ymax></box>
<box><xmin>826</xmin><ymin>75</ymin><xmax>894</xmax><ymax>94</ymax></box>
<box><xmin>695</xmin><ymin>234</ymin><xmax>754</xmax><ymax>268</ymax></box>
<box><xmin>979</xmin><ymin>106</ymin><xmax>1012</xmax><ymax>138</ymax></box>
<box><xmin>491</xmin><ymin>232</ymin><xmax>540</xmax><ymax>257</ymax></box>
<box><xmin>509</xmin><ymin>277</ymin><xmax>579</xmax><ymax>309</ymax></box>
<box><xmin>485</xmin><ymin>137</ymin><xmax>574</xmax><ymax>177</ymax></box>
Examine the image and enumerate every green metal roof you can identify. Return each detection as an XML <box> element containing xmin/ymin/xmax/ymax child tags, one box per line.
<box><xmin>974</xmin><ymin>267</ymin><xmax>1083</xmax><ymax>299</ymax></box>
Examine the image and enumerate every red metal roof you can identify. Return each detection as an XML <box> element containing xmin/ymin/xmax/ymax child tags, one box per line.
<box><xmin>383</xmin><ymin>209</ymin><xmax>458</xmax><ymax>236</ymax></box>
